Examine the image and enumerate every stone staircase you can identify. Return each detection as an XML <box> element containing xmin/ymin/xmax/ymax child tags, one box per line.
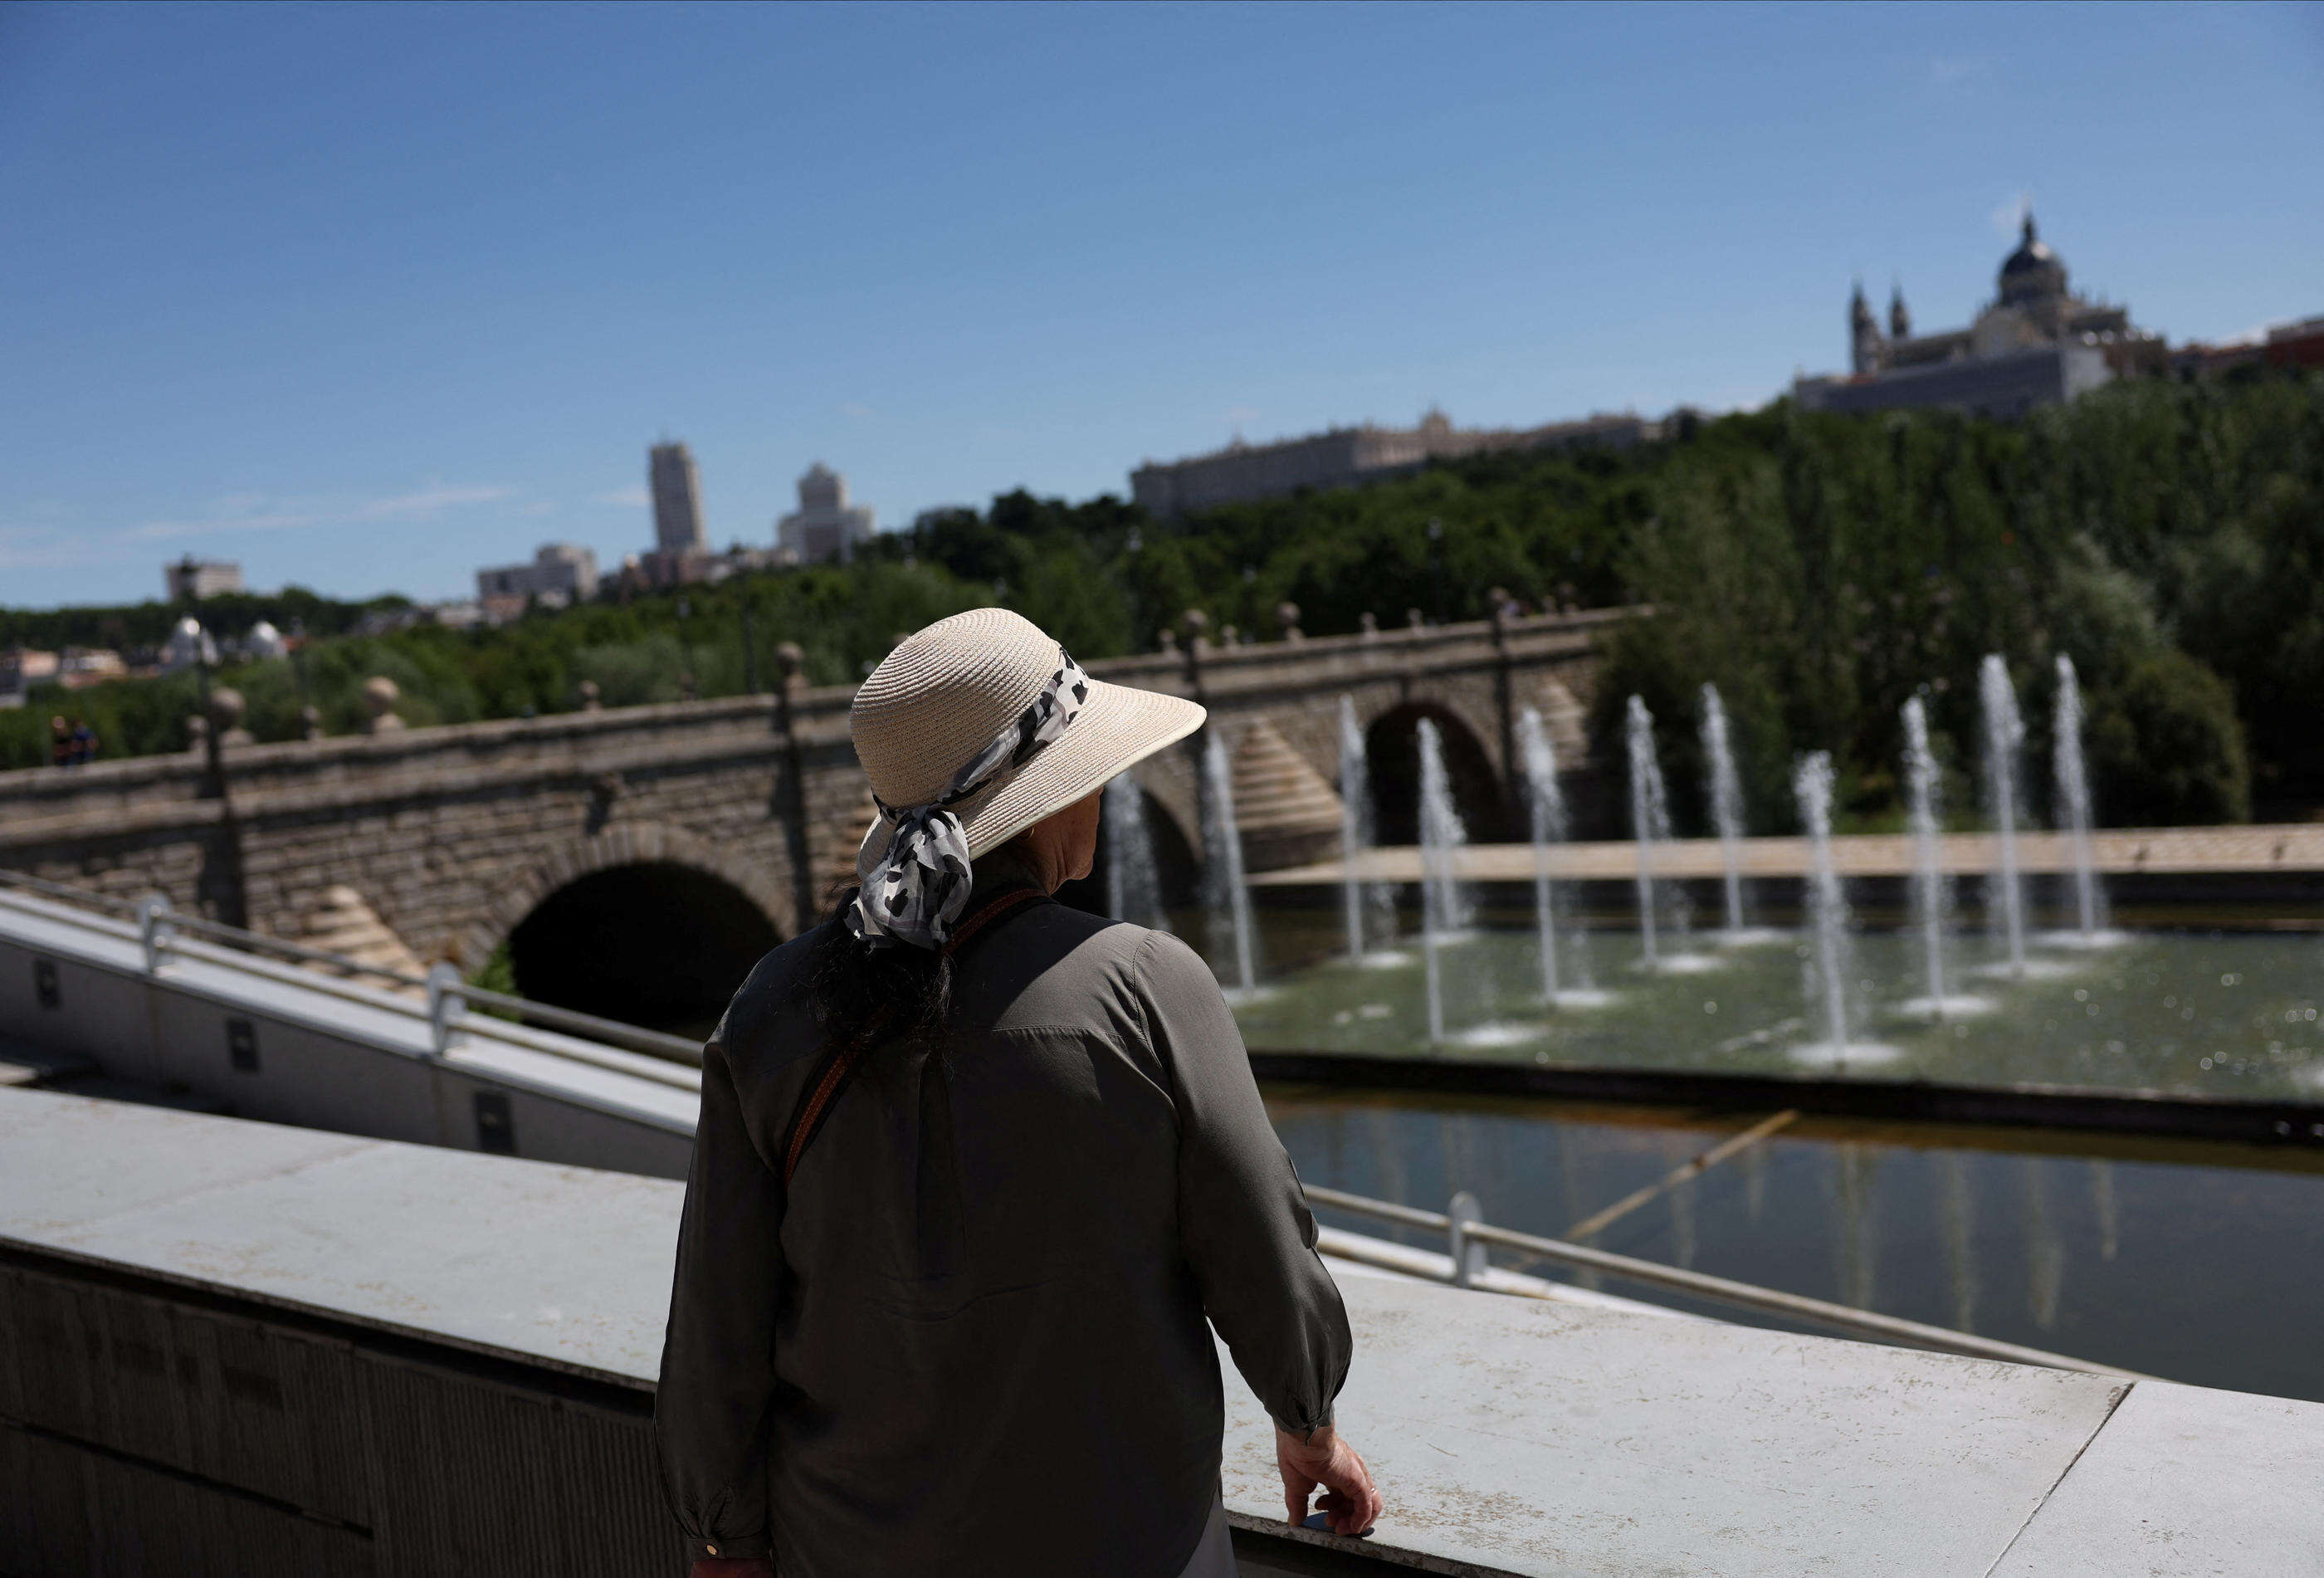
<box><xmin>295</xmin><ymin>884</ymin><xmax>427</xmax><ymax>990</ymax></box>
<box><xmin>1231</xmin><ymin>721</ymin><xmax>1345</xmax><ymax>872</ymax></box>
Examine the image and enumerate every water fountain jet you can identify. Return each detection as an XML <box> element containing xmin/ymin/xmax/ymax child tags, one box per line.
<box><xmin>1335</xmin><ymin>696</ymin><xmax>1404</xmax><ymax>967</ymax></box>
<box><xmin>1626</xmin><ymin>696</ymin><xmax>1710</xmax><ymax>974</ymax></box>
<box><xmin>1701</xmin><ymin>684</ymin><xmax>1751</xmax><ymax>940</ymax></box>
<box><xmin>1896</xmin><ymin>696</ymin><xmax>1993</xmax><ymax>1021</ymax></box>
<box><xmin>1103</xmin><ymin>774</ymin><xmax>1169</xmax><ymax>932</ymax></box>
<box><xmin>1789</xmin><ymin>750</ymin><xmax>1900</xmax><ymax>1070</ymax></box>
<box><xmin>1200</xmin><ymin>731</ymin><xmax>1259</xmax><ymax>998</ymax></box>
<box><xmin>2049</xmin><ymin>655</ymin><xmax>2120</xmax><ymax>950</ymax></box>
<box><xmin>1338</xmin><ymin>697</ymin><xmax>1368</xmax><ymax>962</ymax></box>
<box><xmin>1519</xmin><ymin>706</ymin><xmax>1607</xmax><ymax>1010</ymax></box>
<box><xmin>1414</xmin><ymin>718</ymin><xmax>1470</xmax><ymax>1043</ymax></box>
<box><xmin>1980</xmin><ymin>655</ymin><xmax>2029</xmax><ymax>980</ymax></box>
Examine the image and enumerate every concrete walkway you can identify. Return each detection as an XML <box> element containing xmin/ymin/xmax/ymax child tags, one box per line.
<box><xmin>1252</xmin><ymin>823</ymin><xmax>2324</xmax><ymax>885</ymax></box>
<box><xmin>2</xmin><ymin>1087</ymin><xmax>2318</xmax><ymax>1576</ymax></box>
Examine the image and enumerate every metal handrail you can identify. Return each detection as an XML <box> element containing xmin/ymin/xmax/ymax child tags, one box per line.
<box><xmin>446</xmin><ymin>980</ymin><xmax>704</xmax><ymax>1065</ymax></box>
<box><xmin>0</xmin><ymin>867</ymin><xmax>145</xmax><ymax>917</ymax></box>
<box><xmin>1303</xmin><ymin>1184</ymin><xmax>2148</xmax><ymax>1380</ymax></box>
<box><xmin>0</xmin><ymin>871</ymin><xmax>704</xmax><ymax>1070</ymax></box>
<box><xmin>136</xmin><ymin>929</ymin><xmax>702</xmax><ymax>1092</ymax></box>
<box><xmin>433</xmin><ymin>1004</ymin><xmax>702</xmax><ymax>1091</ymax></box>
<box><xmin>160</xmin><ymin>907</ymin><xmax>432</xmax><ymax>989</ymax></box>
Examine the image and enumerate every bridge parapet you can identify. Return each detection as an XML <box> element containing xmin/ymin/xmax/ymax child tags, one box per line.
<box><xmin>0</xmin><ymin>608</ymin><xmax>1626</xmax><ymax>979</ymax></box>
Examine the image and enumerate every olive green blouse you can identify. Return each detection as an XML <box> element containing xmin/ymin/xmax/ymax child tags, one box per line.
<box><xmin>655</xmin><ymin>857</ymin><xmax>1351</xmax><ymax>1577</ymax></box>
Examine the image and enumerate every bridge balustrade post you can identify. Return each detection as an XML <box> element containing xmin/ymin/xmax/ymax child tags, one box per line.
<box><xmin>1491</xmin><ymin>591</ymin><xmax>1519</xmax><ymax>832</ymax></box>
<box><xmin>1179</xmin><ymin>609</ymin><xmax>1213</xmax><ymax>846</ymax></box>
<box><xmin>200</xmin><ymin>684</ymin><xmax>251</xmax><ymax>931</ymax></box>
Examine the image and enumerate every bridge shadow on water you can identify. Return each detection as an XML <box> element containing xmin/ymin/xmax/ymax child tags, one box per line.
<box><xmin>509</xmin><ymin>860</ymin><xmax>779</xmax><ymax>1038</ymax></box>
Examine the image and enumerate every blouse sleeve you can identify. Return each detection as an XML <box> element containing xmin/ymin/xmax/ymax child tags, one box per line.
<box><xmin>1133</xmin><ymin>931</ymin><xmax>1352</xmax><ymax>1439</ymax></box>
<box><xmin>655</xmin><ymin>1040</ymin><xmax>784</xmax><ymax>1562</ymax></box>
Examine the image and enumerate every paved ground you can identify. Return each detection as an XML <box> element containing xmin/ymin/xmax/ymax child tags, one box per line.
<box><xmin>1252</xmin><ymin>823</ymin><xmax>2324</xmax><ymax>885</ymax></box>
<box><xmin>7</xmin><ymin>1087</ymin><xmax>2322</xmax><ymax>1576</ymax></box>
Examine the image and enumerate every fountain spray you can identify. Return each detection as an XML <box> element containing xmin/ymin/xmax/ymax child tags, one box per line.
<box><xmin>2053</xmin><ymin>655</ymin><xmax>2102</xmax><ymax>940</ymax></box>
<box><xmin>1980</xmin><ymin>656</ymin><xmax>2028</xmax><ymax>979</ymax></box>
<box><xmin>1415</xmin><ymin>718</ymin><xmax>1471</xmax><ymax>1043</ymax></box>
<box><xmin>1103</xmin><ymin>774</ymin><xmax>1169</xmax><ymax>932</ymax></box>
<box><xmin>1794</xmin><ymin>750</ymin><xmax>1853</xmax><ymax>1069</ymax></box>
<box><xmin>1701</xmin><ymin>684</ymin><xmax>1748</xmax><ymax>936</ymax></box>
<box><xmin>1517</xmin><ymin>706</ymin><xmax>1564</xmax><ymax>1004</ymax></box>
<box><xmin>1902</xmin><ymin>696</ymin><xmax>1950</xmax><ymax>1018</ymax></box>
<box><xmin>1336</xmin><ymin>696</ymin><xmax>1372</xmax><ymax>962</ymax></box>
<box><xmin>1625</xmin><ymin>696</ymin><xmax>1673</xmax><ymax>970</ymax></box>
<box><xmin>1199</xmin><ymin>731</ymin><xmax>1256</xmax><ymax>994</ymax></box>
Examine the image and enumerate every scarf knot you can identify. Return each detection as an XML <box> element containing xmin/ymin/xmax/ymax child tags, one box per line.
<box><xmin>848</xmin><ymin>647</ymin><xmax>1090</xmax><ymax>950</ymax></box>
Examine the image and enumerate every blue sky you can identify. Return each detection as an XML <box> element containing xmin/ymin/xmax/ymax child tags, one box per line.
<box><xmin>2</xmin><ymin>1</ymin><xmax>2319</xmax><ymax>609</ymax></box>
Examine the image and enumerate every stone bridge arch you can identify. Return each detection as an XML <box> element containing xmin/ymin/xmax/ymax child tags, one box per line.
<box><xmin>476</xmin><ymin>823</ymin><xmax>788</xmax><ymax>1033</ymax></box>
<box><xmin>1359</xmin><ymin>700</ymin><xmax>1512</xmax><ymax>846</ymax></box>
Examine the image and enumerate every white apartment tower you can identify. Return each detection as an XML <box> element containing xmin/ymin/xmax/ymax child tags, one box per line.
<box><xmin>777</xmin><ymin>463</ymin><xmax>876</xmax><ymax>564</ymax></box>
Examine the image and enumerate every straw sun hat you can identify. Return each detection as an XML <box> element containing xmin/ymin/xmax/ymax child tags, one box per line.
<box><xmin>852</xmin><ymin>607</ymin><xmax>1205</xmax><ymax>892</ymax></box>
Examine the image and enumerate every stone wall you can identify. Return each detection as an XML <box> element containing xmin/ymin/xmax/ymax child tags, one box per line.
<box><xmin>0</xmin><ymin>609</ymin><xmax>1623</xmax><ymax>969</ymax></box>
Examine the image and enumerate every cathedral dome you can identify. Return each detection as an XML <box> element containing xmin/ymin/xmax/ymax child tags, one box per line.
<box><xmin>1998</xmin><ymin>213</ymin><xmax>2066</xmax><ymax>304</ymax></box>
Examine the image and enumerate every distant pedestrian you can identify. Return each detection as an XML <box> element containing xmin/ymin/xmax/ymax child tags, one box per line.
<box><xmin>70</xmin><ymin>721</ymin><xmax>97</xmax><ymax>765</ymax></box>
<box><xmin>49</xmin><ymin>716</ymin><xmax>71</xmax><ymax>768</ymax></box>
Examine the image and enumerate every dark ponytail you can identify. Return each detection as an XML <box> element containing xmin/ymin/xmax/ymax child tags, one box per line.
<box><xmin>804</xmin><ymin>884</ymin><xmax>954</xmax><ymax>1058</ymax></box>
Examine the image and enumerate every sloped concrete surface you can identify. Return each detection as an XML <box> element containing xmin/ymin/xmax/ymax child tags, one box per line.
<box><xmin>1223</xmin><ymin>1278</ymin><xmax>2126</xmax><ymax>1576</ymax></box>
<box><xmin>0</xmin><ymin>1089</ymin><xmax>679</xmax><ymax>1385</ymax></box>
<box><xmin>1987</xmin><ymin>1379</ymin><xmax>2324</xmax><ymax>1577</ymax></box>
<box><xmin>3</xmin><ymin>1087</ymin><xmax>2321</xmax><ymax>1574</ymax></box>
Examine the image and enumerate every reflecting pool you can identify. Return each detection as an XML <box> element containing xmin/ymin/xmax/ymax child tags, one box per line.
<box><xmin>1267</xmin><ymin>1089</ymin><xmax>2324</xmax><ymax>1400</ymax></box>
<box><xmin>1220</xmin><ymin>901</ymin><xmax>2324</xmax><ymax>1101</ymax></box>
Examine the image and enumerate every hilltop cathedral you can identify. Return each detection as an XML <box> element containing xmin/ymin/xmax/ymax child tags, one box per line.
<box><xmin>1794</xmin><ymin>213</ymin><xmax>2164</xmax><ymax>419</ymax></box>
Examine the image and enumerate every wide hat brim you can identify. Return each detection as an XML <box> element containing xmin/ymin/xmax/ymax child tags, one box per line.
<box><xmin>855</xmin><ymin>676</ymin><xmax>1205</xmax><ymax>886</ymax></box>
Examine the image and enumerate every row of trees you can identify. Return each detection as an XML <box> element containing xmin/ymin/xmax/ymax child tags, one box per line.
<box><xmin>0</xmin><ymin>584</ymin><xmax>410</xmax><ymax>654</ymax></box>
<box><xmin>1596</xmin><ymin>379</ymin><xmax>2315</xmax><ymax>831</ymax></box>
<box><xmin>7</xmin><ymin>371</ymin><xmax>2317</xmax><ymax>833</ymax></box>
<box><xmin>0</xmin><ymin>561</ymin><xmax>991</xmax><ymax>765</ymax></box>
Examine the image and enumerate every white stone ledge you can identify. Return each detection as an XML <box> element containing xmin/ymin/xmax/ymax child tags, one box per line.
<box><xmin>1</xmin><ymin>1086</ymin><xmax>2317</xmax><ymax>1575</ymax></box>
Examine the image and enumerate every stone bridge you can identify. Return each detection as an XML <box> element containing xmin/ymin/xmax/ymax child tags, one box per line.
<box><xmin>0</xmin><ymin>608</ymin><xmax>1622</xmax><ymax>1025</ymax></box>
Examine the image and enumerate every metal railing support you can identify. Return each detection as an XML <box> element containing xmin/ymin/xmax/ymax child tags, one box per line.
<box><xmin>425</xmin><ymin>963</ymin><xmax>465</xmax><ymax>1057</ymax></box>
<box><xmin>136</xmin><ymin>894</ymin><xmax>173</xmax><ymax>975</ymax></box>
<box><xmin>1447</xmin><ymin>1190</ymin><xmax>1487</xmax><ymax>1289</ymax></box>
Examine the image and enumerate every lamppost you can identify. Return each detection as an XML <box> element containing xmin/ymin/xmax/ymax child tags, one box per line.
<box><xmin>1427</xmin><ymin>516</ymin><xmax>1447</xmax><ymax>626</ymax></box>
<box><xmin>290</xmin><ymin>616</ymin><xmax>320</xmax><ymax>739</ymax></box>
<box><xmin>1124</xmin><ymin>526</ymin><xmax>1143</xmax><ymax>652</ymax></box>
<box><xmin>740</xmin><ymin>591</ymin><xmax>760</xmax><ymax>696</ymax></box>
<box><xmin>185</xmin><ymin>619</ymin><xmax>227</xmax><ymax>804</ymax></box>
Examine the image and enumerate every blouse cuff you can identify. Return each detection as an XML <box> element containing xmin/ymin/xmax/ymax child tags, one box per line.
<box><xmin>689</xmin><ymin>1531</ymin><xmax>773</xmax><ymax>1561</ymax></box>
<box><xmin>1273</xmin><ymin>1405</ymin><xmax>1335</xmax><ymax>1443</ymax></box>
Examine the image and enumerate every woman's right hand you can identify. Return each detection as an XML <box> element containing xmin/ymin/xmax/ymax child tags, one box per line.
<box><xmin>1276</xmin><ymin>1423</ymin><xmax>1383</xmax><ymax>1537</ymax></box>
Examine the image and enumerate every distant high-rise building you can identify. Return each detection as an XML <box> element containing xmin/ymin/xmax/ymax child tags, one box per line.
<box><xmin>649</xmin><ymin>442</ymin><xmax>706</xmax><ymax>555</ymax></box>
<box><xmin>777</xmin><ymin>463</ymin><xmax>876</xmax><ymax>564</ymax></box>
<box><xmin>165</xmin><ymin>556</ymin><xmax>245</xmax><ymax>601</ymax></box>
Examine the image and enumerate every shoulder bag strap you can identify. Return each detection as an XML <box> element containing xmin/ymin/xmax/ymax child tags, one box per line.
<box><xmin>778</xmin><ymin>886</ymin><xmax>1048</xmax><ymax>1189</ymax></box>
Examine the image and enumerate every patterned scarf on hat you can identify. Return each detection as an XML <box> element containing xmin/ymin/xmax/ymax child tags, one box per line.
<box><xmin>848</xmin><ymin>647</ymin><xmax>1091</xmax><ymax>950</ymax></box>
